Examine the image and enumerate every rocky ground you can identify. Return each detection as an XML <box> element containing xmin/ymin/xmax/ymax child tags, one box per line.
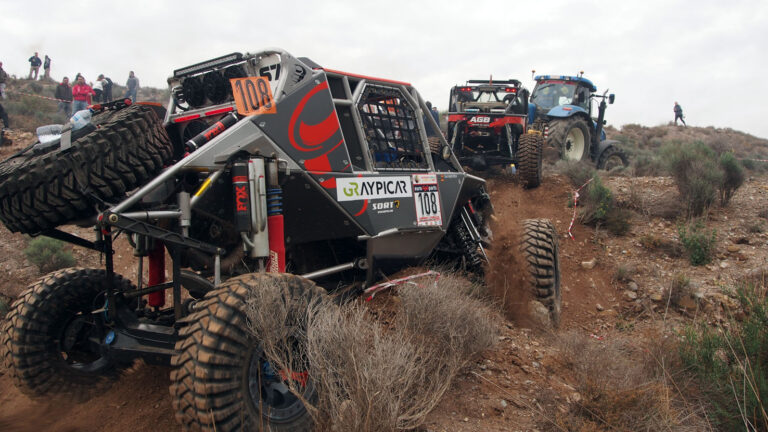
<box><xmin>0</xmin><ymin>127</ymin><xmax>767</xmax><ymax>430</ymax></box>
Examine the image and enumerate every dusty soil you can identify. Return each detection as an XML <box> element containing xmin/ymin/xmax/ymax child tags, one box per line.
<box><xmin>1</xmin><ymin>128</ymin><xmax>767</xmax><ymax>431</ymax></box>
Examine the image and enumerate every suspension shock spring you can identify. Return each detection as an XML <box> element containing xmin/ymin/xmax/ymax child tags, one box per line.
<box><xmin>266</xmin><ymin>188</ymin><xmax>282</xmax><ymax>216</ymax></box>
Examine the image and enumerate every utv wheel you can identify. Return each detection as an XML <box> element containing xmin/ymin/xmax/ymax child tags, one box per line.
<box><xmin>1</xmin><ymin>268</ymin><xmax>134</xmax><ymax>398</ymax></box>
<box><xmin>547</xmin><ymin>117</ymin><xmax>590</xmax><ymax>161</ymax></box>
<box><xmin>520</xmin><ymin>219</ymin><xmax>561</xmax><ymax>326</ymax></box>
<box><xmin>170</xmin><ymin>273</ymin><xmax>326</xmax><ymax>432</ymax></box>
<box><xmin>517</xmin><ymin>133</ymin><xmax>543</xmax><ymax>188</ymax></box>
<box><xmin>596</xmin><ymin>146</ymin><xmax>629</xmax><ymax>171</ymax></box>
<box><xmin>0</xmin><ymin>105</ymin><xmax>173</xmax><ymax>234</ymax></box>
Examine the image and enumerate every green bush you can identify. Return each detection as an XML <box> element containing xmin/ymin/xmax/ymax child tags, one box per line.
<box><xmin>555</xmin><ymin>160</ymin><xmax>596</xmax><ymax>188</ymax></box>
<box><xmin>677</xmin><ymin>220</ymin><xmax>716</xmax><ymax>266</ymax></box>
<box><xmin>662</xmin><ymin>141</ymin><xmax>723</xmax><ymax>217</ymax></box>
<box><xmin>24</xmin><ymin>236</ymin><xmax>76</xmax><ymax>273</ymax></box>
<box><xmin>577</xmin><ymin>175</ymin><xmax>632</xmax><ymax>236</ymax></box>
<box><xmin>718</xmin><ymin>152</ymin><xmax>745</xmax><ymax>206</ymax></box>
<box><xmin>679</xmin><ymin>284</ymin><xmax>768</xmax><ymax>431</ymax></box>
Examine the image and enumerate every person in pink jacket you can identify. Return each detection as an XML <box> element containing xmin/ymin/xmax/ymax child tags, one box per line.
<box><xmin>71</xmin><ymin>75</ymin><xmax>95</xmax><ymax>114</ymax></box>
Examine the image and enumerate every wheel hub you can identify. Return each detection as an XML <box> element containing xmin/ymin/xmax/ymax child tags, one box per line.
<box><xmin>247</xmin><ymin>349</ymin><xmax>309</xmax><ymax>421</ymax></box>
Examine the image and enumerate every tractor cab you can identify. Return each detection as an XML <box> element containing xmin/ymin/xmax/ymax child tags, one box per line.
<box><xmin>529</xmin><ymin>75</ymin><xmax>596</xmax><ymax>119</ymax></box>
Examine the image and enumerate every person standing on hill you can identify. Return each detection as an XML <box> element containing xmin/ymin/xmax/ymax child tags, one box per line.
<box><xmin>28</xmin><ymin>52</ymin><xmax>42</xmax><ymax>80</ymax></box>
<box><xmin>43</xmin><ymin>55</ymin><xmax>51</xmax><ymax>80</ymax></box>
<box><xmin>71</xmin><ymin>75</ymin><xmax>94</xmax><ymax>113</ymax></box>
<box><xmin>674</xmin><ymin>101</ymin><xmax>686</xmax><ymax>126</ymax></box>
<box><xmin>0</xmin><ymin>62</ymin><xmax>8</xmax><ymax>99</ymax></box>
<box><xmin>125</xmin><ymin>71</ymin><xmax>139</xmax><ymax>102</ymax></box>
<box><xmin>92</xmin><ymin>76</ymin><xmax>104</xmax><ymax>103</ymax></box>
<box><xmin>101</xmin><ymin>74</ymin><xmax>113</xmax><ymax>102</ymax></box>
<box><xmin>55</xmin><ymin>77</ymin><xmax>73</xmax><ymax>116</ymax></box>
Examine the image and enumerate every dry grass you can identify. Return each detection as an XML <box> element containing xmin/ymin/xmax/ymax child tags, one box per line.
<box><xmin>543</xmin><ymin>331</ymin><xmax>711</xmax><ymax>431</ymax></box>
<box><xmin>244</xmin><ymin>272</ymin><xmax>498</xmax><ymax>432</ymax></box>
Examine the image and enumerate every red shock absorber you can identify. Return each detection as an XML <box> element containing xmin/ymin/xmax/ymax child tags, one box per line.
<box><xmin>266</xmin><ymin>186</ymin><xmax>285</xmax><ymax>273</ymax></box>
<box><xmin>147</xmin><ymin>241</ymin><xmax>165</xmax><ymax>307</ymax></box>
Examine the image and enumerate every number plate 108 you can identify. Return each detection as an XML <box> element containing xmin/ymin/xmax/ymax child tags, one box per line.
<box><xmin>230</xmin><ymin>77</ymin><xmax>277</xmax><ymax>116</ymax></box>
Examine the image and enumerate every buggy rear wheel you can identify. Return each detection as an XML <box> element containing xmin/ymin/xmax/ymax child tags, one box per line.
<box><xmin>517</xmin><ymin>133</ymin><xmax>543</xmax><ymax>188</ymax></box>
<box><xmin>1</xmin><ymin>268</ymin><xmax>134</xmax><ymax>398</ymax></box>
<box><xmin>520</xmin><ymin>219</ymin><xmax>561</xmax><ymax>327</ymax></box>
<box><xmin>170</xmin><ymin>273</ymin><xmax>326</xmax><ymax>432</ymax></box>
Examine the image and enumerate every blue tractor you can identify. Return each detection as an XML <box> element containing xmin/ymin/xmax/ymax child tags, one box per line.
<box><xmin>528</xmin><ymin>74</ymin><xmax>628</xmax><ymax>170</ymax></box>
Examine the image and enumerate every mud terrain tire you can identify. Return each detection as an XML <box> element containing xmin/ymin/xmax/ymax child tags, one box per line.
<box><xmin>0</xmin><ymin>105</ymin><xmax>173</xmax><ymax>234</ymax></box>
<box><xmin>596</xmin><ymin>146</ymin><xmax>629</xmax><ymax>171</ymax></box>
<box><xmin>1</xmin><ymin>268</ymin><xmax>134</xmax><ymax>398</ymax></box>
<box><xmin>517</xmin><ymin>133</ymin><xmax>543</xmax><ymax>188</ymax></box>
<box><xmin>547</xmin><ymin>117</ymin><xmax>590</xmax><ymax>161</ymax></box>
<box><xmin>170</xmin><ymin>273</ymin><xmax>326</xmax><ymax>432</ymax></box>
<box><xmin>520</xmin><ymin>219</ymin><xmax>561</xmax><ymax>326</ymax></box>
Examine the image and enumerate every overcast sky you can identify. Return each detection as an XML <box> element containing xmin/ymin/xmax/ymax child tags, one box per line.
<box><xmin>2</xmin><ymin>0</ymin><xmax>767</xmax><ymax>138</ymax></box>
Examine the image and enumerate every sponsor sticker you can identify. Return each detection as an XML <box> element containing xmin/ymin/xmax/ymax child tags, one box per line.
<box><xmin>412</xmin><ymin>174</ymin><xmax>442</xmax><ymax>226</ymax></box>
<box><xmin>371</xmin><ymin>200</ymin><xmax>400</xmax><ymax>214</ymax></box>
<box><xmin>337</xmin><ymin>177</ymin><xmax>412</xmax><ymax>202</ymax></box>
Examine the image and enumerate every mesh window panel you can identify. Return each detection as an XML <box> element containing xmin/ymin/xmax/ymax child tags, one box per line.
<box><xmin>357</xmin><ymin>85</ymin><xmax>428</xmax><ymax>171</ymax></box>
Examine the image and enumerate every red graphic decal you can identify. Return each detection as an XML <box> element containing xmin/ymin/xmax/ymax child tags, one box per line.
<box><xmin>319</xmin><ymin>177</ymin><xmax>336</xmax><ymax>188</ymax></box>
<box><xmin>354</xmin><ymin>200</ymin><xmax>368</xmax><ymax>217</ymax></box>
<box><xmin>289</xmin><ymin>81</ymin><xmax>340</xmax><ymax>152</ymax></box>
<box><xmin>235</xmin><ymin>186</ymin><xmax>248</xmax><ymax>212</ymax></box>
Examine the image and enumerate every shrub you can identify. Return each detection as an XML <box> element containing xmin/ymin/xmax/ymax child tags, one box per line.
<box><xmin>679</xmin><ymin>283</ymin><xmax>768</xmax><ymax>431</ymax></box>
<box><xmin>678</xmin><ymin>221</ymin><xmax>717</xmax><ymax>266</ymax></box>
<box><xmin>663</xmin><ymin>273</ymin><xmax>692</xmax><ymax>307</ymax></box>
<box><xmin>555</xmin><ymin>160</ymin><xmax>595</xmax><ymax>188</ymax></box>
<box><xmin>245</xmin><ymin>272</ymin><xmax>497</xmax><ymax>431</ymax></box>
<box><xmin>24</xmin><ymin>236</ymin><xmax>76</xmax><ymax>272</ymax></box>
<box><xmin>662</xmin><ymin>141</ymin><xmax>723</xmax><ymax>217</ymax></box>
<box><xmin>576</xmin><ymin>176</ymin><xmax>632</xmax><ymax>236</ymax></box>
<box><xmin>718</xmin><ymin>152</ymin><xmax>745</xmax><ymax>206</ymax></box>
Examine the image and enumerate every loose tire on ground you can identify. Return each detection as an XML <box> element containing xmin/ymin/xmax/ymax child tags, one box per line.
<box><xmin>0</xmin><ymin>105</ymin><xmax>174</xmax><ymax>234</ymax></box>
<box><xmin>1</xmin><ymin>268</ymin><xmax>134</xmax><ymax>398</ymax></box>
<box><xmin>170</xmin><ymin>273</ymin><xmax>327</xmax><ymax>432</ymax></box>
<box><xmin>520</xmin><ymin>219</ymin><xmax>561</xmax><ymax>326</ymax></box>
<box><xmin>517</xmin><ymin>133</ymin><xmax>543</xmax><ymax>188</ymax></box>
<box><xmin>596</xmin><ymin>146</ymin><xmax>629</xmax><ymax>171</ymax></box>
<box><xmin>546</xmin><ymin>117</ymin><xmax>590</xmax><ymax>161</ymax></box>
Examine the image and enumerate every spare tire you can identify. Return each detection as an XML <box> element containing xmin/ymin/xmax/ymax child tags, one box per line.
<box><xmin>0</xmin><ymin>105</ymin><xmax>173</xmax><ymax>234</ymax></box>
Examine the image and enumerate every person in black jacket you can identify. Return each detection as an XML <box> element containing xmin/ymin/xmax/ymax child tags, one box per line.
<box><xmin>99</xmin><ymin>74</ymin><xmax>113</xmax><ymax>102</ymax></box>
<box><xmin>28</xmin><ymin>52</ymin><xmax>42</xmax><ymax>80</ymax></box>
<box><xmin>43</xmin><ymin>55</ymin><xmax>51</xmax><ymax>80</ymax></box>
<box><xmin>674</xmin><ymin>102</ymin><xmax>686</xmax><ymax>126</ymax></box>
<box><xmin>55</xmin><ymin>77</ymin><xmax>73</xmax><ymax>116</ymax></box>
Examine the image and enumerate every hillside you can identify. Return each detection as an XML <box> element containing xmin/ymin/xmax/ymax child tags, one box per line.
<box><xmin>1</xmin><ymin>84</ymin><xmax>768</xmax><ymax>431</ymax></box>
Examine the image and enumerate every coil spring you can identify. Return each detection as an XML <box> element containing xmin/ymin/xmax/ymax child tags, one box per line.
<box><xmin>454</xmin><ymin>221</ymin><xmax>483</xmax><ymax>269</ymax></box>
<box><xmin>266</xmin><ymin>188</ymin><xmax>282</xmax><ymax>216</ymax></box>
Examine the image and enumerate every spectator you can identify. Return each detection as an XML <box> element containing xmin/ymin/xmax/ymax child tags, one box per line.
<box><xmin>55</xmin><ymin>77</ymin><xmax>73</xmax><ymax>116</ymax></box>
<box><xmin>101</xmin><ymin>74</ymin><xmax>113</xmax><ymax>102</ymax></box>
<box><xmin>0</xmin><ymin>102</ymin><xmax>9</xmax><ymax>129</ymax></box>
<box><xmin>125</xmin><ymin>71</ymin><xmax>139</xmax><ymax>102</ymax></box>
<box><xmin>0</xmin><ymin>62</ymin><xmax>8</xmax><ymax>99</ymax></box>
<box><xmin>71</xmin><ymin>75</ymin><xmax>94</xmax><ymax>113</ymax></box>
<box><xmin>424</xmin><ymin>101</ymin><xmax>441</xmax><ymax>137</ymax></box>
<box><xmin>674</xmin><ymin>101</ymin><xmax>686</xmax><ymax>126</ymax></box>
<box><xmin>28</xmin><ymin>52</ymin><xmax>42</xmax><ymax>80</ymax></box>
<box><xmin>92</xmin><ymin>76</ymin><xmax>104</xmax><ymax>103</ymax></box>
<box><xmin>43</xmin><ymin>55</ymin><xmax>51</xmax><ymax>80</ymax></box>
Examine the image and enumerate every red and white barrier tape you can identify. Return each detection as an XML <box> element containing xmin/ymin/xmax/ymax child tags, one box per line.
<box><xmin>363</xmin><ymin>270</ymin><xmax>440</xmax><ymax>301</ymax></box>
<box><xmin>739</xmin><ymin>158</ymin><xmax>768</xmax><ymax>163</ymax></box>
<box><xmin>7</xmin><ymin>89</ymin><xmax>71</xmax><ymax>103</ymax></box>
<box><xmin>567</xmin><ymin>177</ymin><xmax>593</xmax><ymax>240</ymax></box>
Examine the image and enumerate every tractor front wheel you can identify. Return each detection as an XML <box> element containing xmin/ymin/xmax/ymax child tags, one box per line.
<box><xmin>596</xmin><ymin>146</ymin><xmax>629</xmax><ymax>171</ymax></box>
<box><xmin>547</xmin><ymin>117</ymin><xmax>590</xmax><ymax>161</ymax></box>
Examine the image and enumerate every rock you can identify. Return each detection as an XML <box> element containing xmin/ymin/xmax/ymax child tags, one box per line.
<box><xmin>624</xmin><ymin>291</ymin><xmax>638</xmax><ymax>301</ymax></box>
<box><xmin>596</xmin><ymin>303</ymin><xmax>604</xmax><ymax>311</ymax></box>
<box><xmin>532</xmin><ymin>361</ymin><xmax>541</xmax><ymax>368</ymax></box>
<box><xmin>581</xmin><ymin>258</ymin><xmax>597</xmax><ymax>269</ymax></box>
<box><xmin>678</xmin><ymin>296</ymin><xmax>697</xmax><ymax>311</ymax></box>
<box><xmin>627</xmin><ymin>281</ymin><xmax>638</xmax><ymax>292</ymax></box>
<box><xmin>500</xmin><ymin>399</ymin><xmax>508</xmax><ymax>409</ymax></box>
<box><xmin>463</xmin><ymin>417</ymin><xmax>469</xmax><ymax>422</ymax></box>
<box><xmin>650</xmin><ymin>293</ymin><xmax>664</xmax><ymax>302</ymax></box>
<box><xmin>570</xmin><ymin>392</ymin><xmax>582</xmax><ymax>403</ymax></box>
<box><xmin>727</xmin><ymin>245</ymin><xmax>740</xmax><ymax>253</ymax></box>
<box><xmin>720</xmin><ymin>261</ymin><xmax>729</xmax><ymax>269</ymax></box>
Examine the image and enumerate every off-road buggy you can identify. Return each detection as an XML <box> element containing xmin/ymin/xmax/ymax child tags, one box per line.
<box><xmin>447</xmin><ymin>78</ymin><xmax>545</xmax><ymax>187</ymax></box>
<box><xmin>0</xmin><ymin>49</ymin><xmax>561</xmax><ymax>431</ymax></box>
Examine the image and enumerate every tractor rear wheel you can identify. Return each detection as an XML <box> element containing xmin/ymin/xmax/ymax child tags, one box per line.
<box><xmin>520</xmin><ymin>219</ymin><xmax>561</xmax><ymax>327</ymax></box>
<box><xmin>0</xmin><ymin>105</ymin><xmax>173</xmax><ymax>234</ymax></box>
<box><xmin>547</xmin><ymin>117</ymin><xmax>590</xmax><ymax>161</ymax></box>
<box><xmin>170</xmin><ymin>273</ymin><xmax>326</xmax><ymax>432</ymax></box>
<box><xmin>517</xmin><ymin>133</ymin><xmax>543</xmax><ymax>189</ymax></box>
<box><xmin>596</xmin><ymin>146</ymin><xmax>629</xmax><ymax>171</ymax></box>
<box><xmin>2</xmin><ymin>268</ymin><xmax>134</xmax><ymax>398</ymax></box>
